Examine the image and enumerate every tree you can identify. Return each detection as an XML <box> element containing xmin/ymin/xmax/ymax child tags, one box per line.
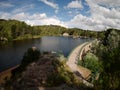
<box><xmin>21</xmin><ymin>47</ymin><xmax>40</xmax><ymax>67</ymax></box>
<box><xmin>107</xmin><ymin>30</ymin><xmax>120</xmax><ymax>49</ymax></box>
<box><xmin>11</xmin><ymin>25</ymin><xmax>17</xmax><ymax>39</ymax></box>
<box><xmin>82</xmin><ymin>52</ymin><xmax>101</xmax><ymax>74</ymax></box>
<box><xmin>94</xmin><ymin>29</ymin><xmax>120</xmax><ymax>90</ymax></box>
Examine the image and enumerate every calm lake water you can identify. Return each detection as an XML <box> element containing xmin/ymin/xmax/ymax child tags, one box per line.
<box><xmin>0</xmin><ymin>36</ymin><xmax>91</xmax><ymax>72</ymax></box>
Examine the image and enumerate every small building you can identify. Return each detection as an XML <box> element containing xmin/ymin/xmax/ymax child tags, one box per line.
<box><xmin>63</xmin><ymin>33</ymin><xmax>69</xmax><ymax>36</ymax></box>
<box><xmin>32</xmin><ymin>46</ymin><xmax>37</xmax><ymax>51</ymax></box>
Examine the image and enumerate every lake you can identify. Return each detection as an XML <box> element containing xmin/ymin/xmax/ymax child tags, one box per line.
<box><xmin>0</xmin><ymin>36</ymin><xmax>91</xmax><ymax>72</ymax></box>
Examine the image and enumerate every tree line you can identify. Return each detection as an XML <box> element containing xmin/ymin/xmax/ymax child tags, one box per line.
<box><xmin>0</xmin><ymin>19</ymin><xmax>107</xmax><ymax>41</ymax></box>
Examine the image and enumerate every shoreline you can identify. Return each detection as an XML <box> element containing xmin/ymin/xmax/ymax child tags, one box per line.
<box><xmin>0</xmin><ymin>65</ymin><xmax>19</xmax><ymax>75</ymax></box>
<box><xmin>0</xmin><ymin>65</ymin><xmax>19</xmax><ymax>84</ymax></box>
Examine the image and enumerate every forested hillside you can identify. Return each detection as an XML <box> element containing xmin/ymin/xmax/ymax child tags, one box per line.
<box><xmin>0</xmin><ymin>19</ymin><xmax>40</xmax><ymax>41</ymax></box>
<box><xmin>0</xmin><ymin>19</ymin><xmax>106</xmax><ymax>41</ymax></box>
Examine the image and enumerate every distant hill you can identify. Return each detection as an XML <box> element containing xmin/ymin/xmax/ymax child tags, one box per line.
<box><xmin>0</xmin><ymin>19</ymin><xmax>119</xmax><ymax>41</ymax></box>
<box><xmin>0</xmin><ymin>19</ymin><xmax>32</xmax><ymax>41</ymax></box>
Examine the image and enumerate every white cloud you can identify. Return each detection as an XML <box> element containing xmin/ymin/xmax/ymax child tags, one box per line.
<box><xmin>40</xmin><ymin>0</ymin><xmax>59</xmax><ymax>9</ymax></box>
<box><xmin>13</xmin><ymin>12</ymin><xmax>28</xmax><ymax>20</ymax></box>
<box><xmin>86</xmin><ymin>0</ymin><xmax>120</xmax><ymax>30</ymax></box>
<box><xmin>0</xmin><ymin>12</ymin><xmax>66</xmax><ymax>27</ymax></box>
<box><xmin>0</xmin><ymin>12</ymin><xmax>10</xmax><ymax>19</ymax></box>
<box><xmin>29</xmin><ymin>13</ymin><xmax>47</xmax><ymax>20</ymax></box>
<box><xmin>86</xmin><ymin>0</ymin><xmax>120</xmax><ymax>19</ymax></box>
<box><xmin>0</xmin><ymin>0</ymin><xmax>120</xmax><ymax>31</ymax></box>
<box><xmin>26</xmin><ymin>15</ymin><xmax>66</xmax><ymax>27</ymax></box>
<box><xmin>27</xmin><ymin>18</ymin><xmax>65</xmax><ymax>27</ymax></box>
<box><xmin>0</xmin><ymin>2</ymin><xmax>14</xmax><ymax>8</ymax></box>
<box><xmin>91</xmin><ymin>0</ymin><xmax>120</xmax><ymax>8</ymax></box>
<box><xmin>66</xmin><ymin>0</ymin><xmax>83</xmax><ymax>9</ymax></box>
<box><xmin>67</xmin><ymin>9</ymin><xmax>80</xmax><ymax>17</ymax></box>
<box><xmin>65</xmin><ymin>14</ymin><xmax>102</xmax><ymax>30</ymax></box>
<box><xmin>12</xmin><ymin>13</ymin><xmax>47</xmax><ymax>20</ymax></box>
<box><xmin>64</xmin><ymin>0</ymin><xmax>120</xmax><ymax>30</ymax></box>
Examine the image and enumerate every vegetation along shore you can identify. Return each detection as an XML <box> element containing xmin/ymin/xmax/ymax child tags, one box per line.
<box><xmin>0</xmin><ymin>19</ymin><xmax>105</xmax><ymax>42</ymax></box>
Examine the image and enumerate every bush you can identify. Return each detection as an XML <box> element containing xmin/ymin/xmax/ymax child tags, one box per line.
<box><xmin>82</xmin><ymin>52</ymin><xmax>101</xmax><ymax>73</ymax></box>
<box><xmin>20</xmin><ymin>47</ymin><xmax>40</xmax><ymax>67</ymax></box>
<box><xmin>47</xmin><ymin>59</ymin><xmax>75</xmax><ymax>86</ymax></box>
<box><xmin>11</xmin><ymin>47</ymin><xmax>40</xmax><ymax>78</ymax></box>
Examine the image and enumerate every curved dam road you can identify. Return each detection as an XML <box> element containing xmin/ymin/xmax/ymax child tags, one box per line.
<box><xmin>66</xmin><ymin>41</ymin><xmax>94</xmax><ymax>87</ymax></box>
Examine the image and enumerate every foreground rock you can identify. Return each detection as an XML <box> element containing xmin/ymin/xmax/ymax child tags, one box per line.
<box><xmin>12</xmin><ymin>54</ymin><xmax>54</xmax><ymax>89</ymax></box>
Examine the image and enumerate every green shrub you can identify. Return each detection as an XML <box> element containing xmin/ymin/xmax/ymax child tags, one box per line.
<box><xmin>82</xmin><ymin>52</ymin><xmax>101</xmax><ymax>73</ymax></box>
<box><xmin>20</xmin><ymin>47</ymin><xmax>40</xmax><ymax>67</ymax></box>
<box><xmin>47</xmin><ymin>59</ymin><xmax>75</xmax><ymax>86</ymax></box>
<box><xmin>11</xmin><ymin>47</ymin><xmax>40</xmax><ymax>77</ymax></box>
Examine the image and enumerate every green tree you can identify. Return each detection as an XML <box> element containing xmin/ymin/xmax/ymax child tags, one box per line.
<box><xmin>11</xmin><ymin>25</ymin><xmax>17</xmax><ymax>39</ymax></box>
<box><xmin>21</xmin><ymin>47</ymin><xmax>40</xmax><ymax>67</ymax></box>
<box><xmin>82</xmin><ymin>52</ymin><xmax>101</xmax><ymax>73</ymax></box>
<box><xmin>94</xmin><ymin>29</ymin><xmax>120</xmax><ymax>90</ymax></box>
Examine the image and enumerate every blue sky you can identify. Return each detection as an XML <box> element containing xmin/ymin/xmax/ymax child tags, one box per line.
<box><xmin>0</xmin><ymin>0</ymin><xmax>120</xmax><ymax>30</ymax></box>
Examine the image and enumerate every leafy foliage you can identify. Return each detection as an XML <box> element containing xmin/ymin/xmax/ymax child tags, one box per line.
<box><xmin>21</xmin><ymin>47</ymin><xmax>40</xmax><ymax>67</ymax></box>
<box><xmin>0</xmin><ymin>19</ymin><xmax>41</xmax><ymax>40</ymax></box>
<box><xmin>0</xmin><ymin>19</ymin><xmax>106</xmax><ymax>41</ymax></box>
<box><xmin>93</xmin><ymin>29</ymin><xmax>120</xmax><ymax>90</ymax></box>
<box><xmin>46</xmin><ymin>59</ymin><xmax>75</xmax><ymax>86</ymax></box>
<box><xmin>78</xmin><ymin>52</ymin><xmax>102</xmax><ymax>83</ymax></box>
<box><xmin>82</xmin><ymin>52</ymin><xmax>101</xmax><ymax>73</ymax></box>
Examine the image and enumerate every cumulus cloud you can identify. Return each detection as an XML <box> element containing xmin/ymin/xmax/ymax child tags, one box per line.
<box><xmin>86</xmin><ymin>0</ymin><xmax>120</xmax><ymax>30</ymax></box>
<box><xmin>25</xmin><ymin>13</ymin><xmax>67</xmax><ymax>27</ymax></box>
<box><xmin>64</xmin><ymin>0</ymin><xmax>120</xmax><ymax>30</ymax></box>
<box><xmin>0</xmin><ymin>12</ymin><xmax>65</xmax><ymax>27</ymax></box>
<box><xmin>86</xmin><ymin>0</ymin><xmax>120</xmax><ymax>19</ymax></box>
<box><xmin>66</xmin><ymin>0</ymin><xmax>83</xmax><ymax>9</ymax></box>
<box><xmin>65</xmin><ymin>14</ymin><xmax>104</xmax><ymax>30</ymax></box>
<box><xmin>12</xmin><ymin>13</ymin><xmax>47</xmax><ymax>20</ymax></box>
<box><xmin>91</xmin><ymin>0</ymin><xmax>120</xmax><ymax>8</ymax></box>
<box><xmin>26</xmin><ymin>18</ymin><xmax>65</xmax><ymax>26</ymax></box>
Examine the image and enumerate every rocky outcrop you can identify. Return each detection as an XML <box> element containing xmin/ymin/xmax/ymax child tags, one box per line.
<box><xmin>12</xmin><ymin>54</ymin><xmax>55</xmax><ymax>89</ymax></box>
<box><xmin>0</xmin><ymin>37</ymin><xmax>8</xmax><ymax>41</ymax></box>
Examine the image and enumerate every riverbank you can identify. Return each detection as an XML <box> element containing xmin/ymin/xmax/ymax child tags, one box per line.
<box><xmin>0</xmin><ymin>65</ymin><xmax>19</xmax><ymax>84</ymax></box>
<box><xmin>0</xmin><ymin>35</ymin><xmax>42</xmax><ymax>42</ymax></box>
<box><xmin>13</xmin><ymin>35</ymin><xmax>42</xmax><ymax>41</ymax></box>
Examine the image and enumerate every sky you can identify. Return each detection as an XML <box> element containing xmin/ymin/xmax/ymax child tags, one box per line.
<box><xmin>0</xmin><ymin>0</ymin><xmax>120</xmax><ymax>31</ymax></box>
